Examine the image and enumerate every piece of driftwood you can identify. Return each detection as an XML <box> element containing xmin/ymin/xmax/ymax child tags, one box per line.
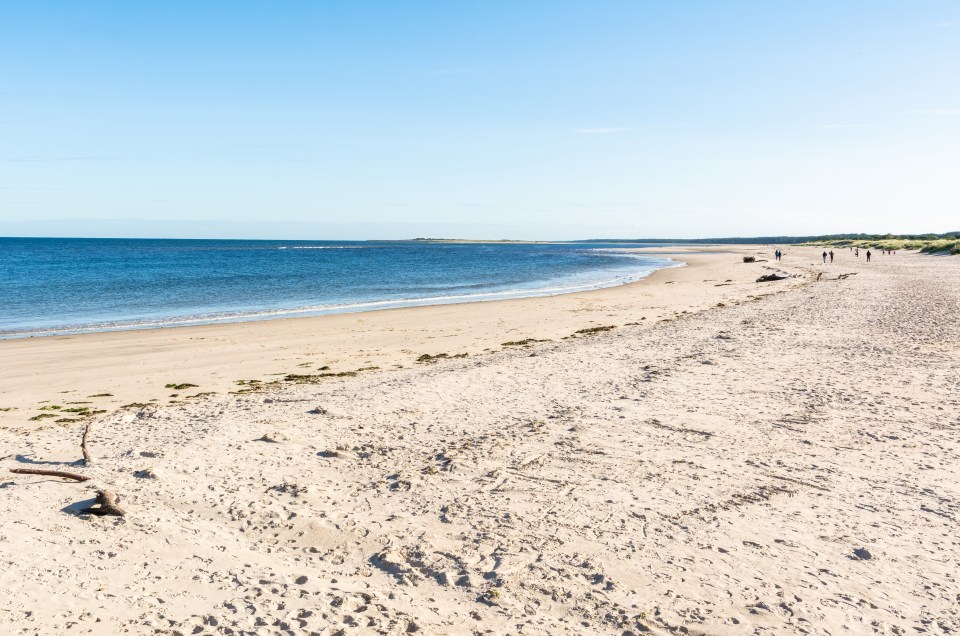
<box><xmin>756</xmin><ymin>274</ymin><xmax>788</xmax><ymax>282</ymax></box>
<box><xmin>81</xmin><ymin>422</ymin><xmax>93</xmax><ymax>466</ymax></box>
<box><xmin>81</xmin><ymin>490</ymin><xmax>126</xmax><ymax>517</ymax></box>
<box><xmin>10</xmin><ymin>468</ymin><xmax>91</xmax><ymax>482</ymax></box>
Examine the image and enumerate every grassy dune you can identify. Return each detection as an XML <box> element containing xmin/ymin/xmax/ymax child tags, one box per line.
<box><xmin>800</xmin><ymin>238</ymin><xmax>960</xmax><ymax>254</ymax></box>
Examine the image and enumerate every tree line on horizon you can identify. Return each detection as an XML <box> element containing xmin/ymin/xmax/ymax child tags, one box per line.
<box><xmin>579</xmin><ymin>231</ymin><xmax>960</xmax><ymax>244</ymax></box>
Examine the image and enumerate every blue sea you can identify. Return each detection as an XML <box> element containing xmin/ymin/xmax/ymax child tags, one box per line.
<box><xmin>0</xmin><ymin>238</ymin><xmax>679</xmax><ymax>338</ymax></box>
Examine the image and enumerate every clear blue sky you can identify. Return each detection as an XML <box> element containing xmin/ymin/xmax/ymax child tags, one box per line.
<box><xmin>1</xmin><ymin>1</ymin><xmax>958</xmax><ymax>239</ymax></box>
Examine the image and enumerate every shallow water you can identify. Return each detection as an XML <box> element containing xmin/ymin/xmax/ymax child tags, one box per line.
<box><xmin>0</xmin><ymin>238</ymin><xmax>679</xmax><ymax>338</ymax></box>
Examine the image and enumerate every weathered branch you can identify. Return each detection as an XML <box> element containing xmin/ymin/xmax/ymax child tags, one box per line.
<box><xmin>757</xmin><ymin>274</ymin><xmax>788</xmax><ymax>282</ymax></box>
<box><xmin>81</xmin><ymin>490</ymin><xmax>126</xmax><ymax>517</ymax></box>
<box><xmin>10</xmin><ymin>468</ymin><xmax>91</xmax><ymax>482</ymax></box>
<box><xmin>81</xmin><ymin>422</ymin><xmax>93</xmax><ymax>466</ymax></box>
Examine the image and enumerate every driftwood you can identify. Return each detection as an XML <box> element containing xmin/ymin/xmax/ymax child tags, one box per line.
<box><xmin>80</xmin><ymin>490</ymin><xmax>126</xmax><ymax>517</ymax></box>
<box><xmin>81</xmin><ymin>422</ymin><xmax>93</xmax><ymax>466</ymax></box>
<box><xmin>10</xmin><ymin>468</ymin><xmax>91</xmax><ymax>482</ymax></box>
<box><xmin>756</xmin><ymin>274</ymin><xmax>788</xmax><ymax>283</ymax></box>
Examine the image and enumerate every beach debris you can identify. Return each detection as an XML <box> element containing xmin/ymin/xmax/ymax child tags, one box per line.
<box><xmin>164</xmin><ymin>383</ymin><xmax>198</xmax><ymax>390</ymax></box>
<box><xmin>134</xmin><ymin>467</ymin><xmax>159</xmax><ymax>479</ymax></box>
<box><xmin>837</xmin><ymin>273</ymin><xmax>857</xmax><ymax>280</ymax></box>
<box><xmin>81</xmin><ymin>421</ymin><xmax>93</xmax><ymax>466</ymax></box>
<box><xmin>479</xmin><ymin>588</ymin><xmax>502</xmax><ymax>605</ymax></box>
<box><xmin>756</xmin><ymin>274</ymin><xmax>787</xmax><ymax>283</ymax></box>
<box><xmin>416</xmin><ymin>352</ymin><xmax>468</xmax><ymax>363</ymax></box>
<box><xmin>743</xmin><ymin>256</ymin><xmax>756</xmax><ymax>263</ymax></box>
<box><xmin>573</xmin><ymin>325</ymin><xmax>616</xmax><ymax>336</ymax></box>
<box><xmin>501</xmin><ymin>338</ymin><xmax>550</xmax><ymax>346</ymax></box>
<box><xmin>10</xmin><ymin>468</ymin><xmax>91</xmax><ymax>482</ymax></box>
<box><xmin>852</xmin><ymin>547</ymin><xmax>872</xmax><ymax>560</ymax></box>
<box><xmin>307</xmin><ymin>406</ymin><xmax>328</xmax><ymax>415</ymax></box>
<box><xmin>283</xmin><ymin>370</ymin><xmax>359</xmax><ymax>382</ymax></box>
<box><xmin>80</xmin><ymin>489</ymin><xmax>126</xmax><ymax>517</ymax></box>
<box><xmin>255</xmin><ymin>432</ymin><xmax>286</xmax><ymax>443</ymax></box>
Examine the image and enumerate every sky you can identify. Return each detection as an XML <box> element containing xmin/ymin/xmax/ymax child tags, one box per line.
<box><xmin>1</xmin><ymin>1</ymin><xmax>958</xmax><ymax>240</ymax></box>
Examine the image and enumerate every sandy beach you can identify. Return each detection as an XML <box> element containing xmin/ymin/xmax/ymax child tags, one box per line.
<box><xmin>1</xmin><ymin>245</ymin><xmax>957</xmax><ymax>634</ymax></box>
<box><xmin>0</xmin><ymin>247</ymin><xmax>784</xmax><ymax>430</ymax></box>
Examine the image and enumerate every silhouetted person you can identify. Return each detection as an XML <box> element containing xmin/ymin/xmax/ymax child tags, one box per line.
<box><xmin>822</xmin><ymin>251</ymin><xmax>827</xmax><ymax>264</ymax></box>
<box><xmin>866</xmin><ymin>250</ymin><xmax>871</xmax><ymax>262</ymax></box>
<box><xmin>829</xmin><ymin>250</ymin><xmax>834</xmax><ymax>263</ymax></box>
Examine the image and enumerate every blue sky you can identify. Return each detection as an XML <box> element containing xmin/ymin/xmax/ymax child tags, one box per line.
<box><xmin>1</xmin><ymin>1</ymin><xmax>958</xmax><ymax>239</ymax></box>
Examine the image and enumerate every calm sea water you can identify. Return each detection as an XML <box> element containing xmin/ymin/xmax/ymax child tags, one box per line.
<box><xmin>0</xmin><ymin>238</ymin><xmax>679</xmax><ymax>338</ymax></box>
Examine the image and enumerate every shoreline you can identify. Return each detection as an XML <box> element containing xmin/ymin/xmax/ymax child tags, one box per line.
<box><xmin>0</xmin><ymin>255</ymin><xmax>683</xmax><ymax>341</ymax></box>
<box><xmin>0</xmin><ymin>245</ymin><xmax>794</xmax><ymax>429</ymax></box>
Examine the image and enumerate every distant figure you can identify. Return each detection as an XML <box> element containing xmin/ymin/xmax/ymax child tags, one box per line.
<box><xmin>822</xmin><ymin>251</ymin><xmax>827</xmax><ymax>264</ymax></box>
<box><xmin>866</xmin><ymin>250</ymin><xmax>871</xmax><ymax>262</ymax></box>
<box><xmin>774</xmin><ymin>249</ymin><xmax>781</xmax><ymax>261</ymax></box>
<box><xmin>855</xmin><ymin>248</ymin><xmax>859</xmax><ymax>257</ymax></box>
<box><xmin>829</xmin><ymin>250</ymin><xmax>834</xmax><ymax>263</ymax></box>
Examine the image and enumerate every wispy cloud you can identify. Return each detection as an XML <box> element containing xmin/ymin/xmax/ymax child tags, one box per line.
<box><xmin>576</xmin><ymin>127</ymin><xmax>631</xmax><ymax>134</ymax></box>
<box><xmin>911</xmin><ymin>109</ymin><xmax>960</xmax><ymax>115</ymax></box>
<box><xmin>820</xmin><ymin>124</ymin><xmax>876</xmax><ymax>129</ymax></box>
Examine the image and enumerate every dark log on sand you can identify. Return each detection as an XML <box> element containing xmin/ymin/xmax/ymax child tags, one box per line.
<box><xmin>10</xmin><ymin>468</ymin><xmax>91</xmax><ymax>482</ymax></box>
<box><xmin>756</xmin><ymin>274</ymin><xmax>788</xmax><ymax>283</ymax></box>
<box><xmin>81</xmin><ymin>490</ymin><xmax>126</xmax><ymax>517</ymax></box>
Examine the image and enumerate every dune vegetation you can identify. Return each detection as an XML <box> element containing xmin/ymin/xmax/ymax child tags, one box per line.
<box><xmin>799</xmin><ymin>233</ymin><xmax>960</xmax><ymax>255</ymax></box>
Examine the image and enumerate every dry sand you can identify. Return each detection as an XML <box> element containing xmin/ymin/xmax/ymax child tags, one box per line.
<box><xmin>1</xmin><ymin>246</ymin><xmax>957</xmax><ymax>635</ymax></box>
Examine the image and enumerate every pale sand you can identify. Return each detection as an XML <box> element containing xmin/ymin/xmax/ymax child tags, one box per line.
<box><xmin>1</xmin><ymin>246</ymin><xmax>958</xmax><ymax>634</ymax></box>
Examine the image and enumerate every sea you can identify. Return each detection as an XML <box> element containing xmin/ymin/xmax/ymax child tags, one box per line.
<box><xmin>0</xmin><ymin>238</ymin><xmax>680</xmax><ymax>338</ymax></box>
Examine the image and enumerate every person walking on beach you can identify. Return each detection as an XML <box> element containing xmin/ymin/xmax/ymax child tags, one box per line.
<box><xmin>822</xmin><ymin>251</ymin><xmax>827</xmax><ymax>264</ymax></box>
<box><xmin>855</xmin><ymin>248</ymin><xmax>859</xmax><ymax>257</ymax></box>
<box><xmin>829</xmin><ymin>250</ymin><xmax>834</xmax><ymax>263</ymax></box>
<box><xmin>866</xmin><ymin>250</ymin><xmax>871</xmax><ymax>262</ymax></box>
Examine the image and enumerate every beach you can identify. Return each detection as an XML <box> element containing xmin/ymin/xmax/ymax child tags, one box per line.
<box><xmin>0</xmin><ymin>247</ymin><xmax>764</xmax><ymax>430</ymax></box>
<box><xmin>1</xmin><ymin>245</ymin><xmax>957</xmax><ymax>634</ymax></box>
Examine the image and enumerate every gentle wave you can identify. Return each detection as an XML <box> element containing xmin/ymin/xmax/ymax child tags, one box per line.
<box><xmin>285</xmin><ymin>246</ymin><xmax>371</xmax><ymax>250</ymax></box>
<box><xmin>1</xmin><ymin>259</ymin><xmax>682</xmax><ymax>338</ymax></box>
